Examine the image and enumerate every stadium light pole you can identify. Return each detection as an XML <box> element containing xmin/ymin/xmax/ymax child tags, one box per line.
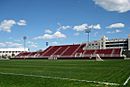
<box><xmin>46</xmin><ymin>41</ymin><xmax>49</xmax><ymax>47</ymax></box>
<box><xmin>85</xmin><ymin>29</ymin><xmax>91</xmax><ymax>43</ymax></box>
<box><xmin>23</xmin><ymin>36</ymin><xmax>27</xmax><ymax>52</ymax></box>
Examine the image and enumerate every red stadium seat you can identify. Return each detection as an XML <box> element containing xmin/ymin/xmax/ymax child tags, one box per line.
<box><xmin>15</xmin><ymin>44</ymin><xmax>123</xmax><ymax>59</ymax></box>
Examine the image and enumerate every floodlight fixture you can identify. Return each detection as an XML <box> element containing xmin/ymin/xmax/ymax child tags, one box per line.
<box><xmin>23</xmin><ymin>36</ymin><xmax>27</xmax><ymax>52</ymax></box>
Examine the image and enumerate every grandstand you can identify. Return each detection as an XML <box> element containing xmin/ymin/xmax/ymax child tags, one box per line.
<box><xmin>15</xmin><ymin>34</ymin><xmax>130</xmax><ymax>60</ymax></box>
<box><xmin>15</xmin><ymin>43</ymin><xmax>124</xmax><ymax>59</ymax></box>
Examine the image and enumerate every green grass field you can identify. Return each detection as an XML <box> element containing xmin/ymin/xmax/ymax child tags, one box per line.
<box><xmin>0</xmin><ymin>59</ymin><xmax>130</xmax><ymax>87</ymax></box>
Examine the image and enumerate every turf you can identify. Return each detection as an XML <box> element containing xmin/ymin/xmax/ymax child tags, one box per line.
<box><xmin>0</xmin><ymin>59</ymin><xmax>130</xmax><ymax>87</ymax></box>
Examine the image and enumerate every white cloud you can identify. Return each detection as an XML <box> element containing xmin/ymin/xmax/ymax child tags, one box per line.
<box><xmin>6</xmin><ymin>42</ymin><xmax>22</xmax><ymax>48</ymax></box>
<box><xmin>0</xmin><ymin>42</ymin><xmax>22</xmax><ymax>48</ymax></box>
<box><xmin>53</xmin><ymin>31</ymin><xmax>66</xmax><ymax>38</ymax></box>
<box><xmin>73</xmin><ymin>24</ymin><xmax>88</xmax><ymax>31</ymax></box>
<box><xmin>73</xmin><ymin>24</ymin><xmax>101</xmax><ymax>32</ymax></box>
<box><xmin>88</xmin><ymin>24</ymin><xmax>101</xmax><ymax>29</ymax></box>
<box><xmin>0</xmin><ymin>43</ymin><xmax>6</xmax><ymax>47</ymax></box>
<box><xmin>17</xmin><ymin>20</ymin><xmax>26</xmax><ymax>26</ymax></box>
<box><xmin>52</xmin><ymin>41</ymin><xmax>58</xmax><ymax>45</ymax></box>
<box><xmin>34</xmin><ymin>31</ymin><xmax>66</xmax><ymax>40</ymax></box>
<box><xmin>106</xmin><ymin>23</ymin><xmax>125</xmax><ymax>28</ymax></box>
<box><xmin>93</xmin><ymin>0</ymin><xmax>130</xmax><ymax>13</ymax></box>
<box><xmin>0</xmin><ymin>20</ymin><xmax>16</xmax><ymax>32</ymax></box>
<box><xmin>115</xmin><ymin>29</ymin><xmax>122</xmax><ymax>33</ymax></box>
<box><xmin>107</xmin><ymin>29</ymin><xmax>122</xmax><ymax>34</ymax></box>
<box><xmin>0</xmin><ymin>19</ymin><xmax>27</xmax><ymax>32</ymax></box>
<box><xmin>57</xmin><ymin>23</ymin><xmax>71</xmax><ymax>30</ymax></box>
<box><xmin>44</xmin><ymin>29</ymin><xmax>53</xmax><ymax>34</ymax></box>
<box><xmin>34</xmin><ymin>34</ymin><xmax>53</xmax><ymax>40</ymax></box>
<box><xmin>30</xmin><ymin>44</ymin><xmax>38</xmax><ymax>48</ymax></box>
<box><xmin>59</xmin><ymin>25</ymin><xmax>71</xmax><ymax>30</ymax></box>
<box><xmin>57</xmin><ymin>23</ymin><xmax>101</xmax><ymax>32</ymax></box>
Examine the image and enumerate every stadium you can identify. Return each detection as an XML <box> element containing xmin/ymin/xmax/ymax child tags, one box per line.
<box><xmin>0</xmin><ymin>0</ymin><xmax>130</xmax><ymax>87</ymax></box>
<box><xmin>14</xmin><ymin>34</ymin><xmax>130</xmax><ymax>60</ymax></box>
<box><xmin>0</xmin><ymin>34</ymin><xmax>130</xmax><ymax>87</ymax></box>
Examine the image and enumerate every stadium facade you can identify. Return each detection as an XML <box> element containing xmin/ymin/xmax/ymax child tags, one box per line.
<box><xmin>84</xmin><ymin>34</ymin><xmax>130</xmax><ymax>51</ymax></box>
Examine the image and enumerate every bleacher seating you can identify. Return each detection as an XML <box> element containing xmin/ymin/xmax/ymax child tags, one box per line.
<box><xmin>112</xmin><ymin>48</ymin><xmax>122</xmax><ymax>57</ymax></box>
<box><xmin>54</xmin><ymin>46</ymin><xmax>68</xmax><ymax>55</ymax></box>
<box><xmin>72</xmin><ymin>44</ymin><xmax>86</xmax><ymax>56</ymax></box>
<box><xmin>40</xmin><ymin>46</ymin><xmax>53</xmax><ymax>56</ymax></box>
<box><xmin>84</xmin><ymin>50</ymin><xmax>95</xmax><ymax>55</ymax></box>
<box><xmin>16</xmin><ymin>52</ymin><xmax>31</xmax><ymax>58</ymax></box>
<box><xmin>43</xmin><ymin>46</ymin><xmax>59</xmax><ymax>56</ymax></box>
<box><xmin>15</xmin><ymin>44</ymin><xmax>123</xmax><ymax>59</ymax></box>
<box><xmin>113</xmin><ymin>48</ymin><xmax>121</xmax><ymax>54</ymax></box>
<box><xmin>61</xmin><ymin>45</ymin><xmax>79</xmax><ymax>56</ymax></box>
<box><xmin>29</xmin><ymin>52</ymin><xmax>38</xmax><ymax>57</ymax></box>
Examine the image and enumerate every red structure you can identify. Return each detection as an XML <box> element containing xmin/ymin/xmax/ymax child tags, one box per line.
<box><xmin>15</xmin><ymin>43</ymin><xmax>124</xmax><ymax>59</ymax></box>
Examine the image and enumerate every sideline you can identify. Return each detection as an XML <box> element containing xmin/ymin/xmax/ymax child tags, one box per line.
<box><xmin>0</xmin><ymin>72</ymin><xmax>120</xmax><ymax>86</ymax></box>
<box><xmin>123</xmin><ymin>76</ymin><xmax>130</xmax><ymax>86</ymax></box>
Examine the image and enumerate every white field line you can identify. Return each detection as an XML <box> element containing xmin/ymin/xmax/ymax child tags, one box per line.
<box><xmin>123</xmin><ymin>76</ymin><xmax>130</xmax><ymax>86</ymax></box>
<box><xmin>0</xmin><ymin>72</ymin><xmax>120</xmax><ymax>86</ymax></box>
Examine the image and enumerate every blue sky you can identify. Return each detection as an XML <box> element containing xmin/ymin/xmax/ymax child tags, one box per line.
<box><xmin>0</xmin><ymin>0</ymin><xmax>130</xmax><ymax>51</ymax></box>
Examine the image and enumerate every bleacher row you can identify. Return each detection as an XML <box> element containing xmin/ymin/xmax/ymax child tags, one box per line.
<box><xmin>16</xmin><ymin>44</ymin><xmax>123</xmax><ymax>59</ymax></box>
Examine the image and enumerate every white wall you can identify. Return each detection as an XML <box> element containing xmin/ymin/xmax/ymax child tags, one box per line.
<box><xmin>0</xmin><ymin>48</ymin><xmax>29</xmax><ymax>57</ymax></box>
<box><xmin>128</xmin><ymin>34</ymin><xmax>130</xmax><ymax>51</ymax></box>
